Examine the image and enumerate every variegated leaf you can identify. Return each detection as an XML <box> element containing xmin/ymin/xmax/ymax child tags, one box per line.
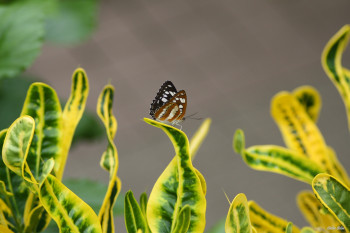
<box><xmin>145</xmin><ymin>118</ymin><xmax>206</xmax><ymax>233</ymax></box>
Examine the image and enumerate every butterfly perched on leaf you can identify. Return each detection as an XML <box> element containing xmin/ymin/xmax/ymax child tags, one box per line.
<box><xmin>150</xmin><ymin>81</ymin><xmax>187</xmax><ymax>126</ymax></box>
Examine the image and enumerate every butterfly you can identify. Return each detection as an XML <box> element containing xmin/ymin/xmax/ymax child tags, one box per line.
<box><xmin>150</xmin><ymin>81</ymin><xmax>187</xmax><ymax>126</ymax></box>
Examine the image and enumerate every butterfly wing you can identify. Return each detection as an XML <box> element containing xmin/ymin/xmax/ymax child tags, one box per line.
<box><xmin>154</xmin><ymin>90</ymin><xmax>187</xmax><ymax>124</ymax></box>
<box><xmin>150</xmin><ymin>81</ymin><xmax>178</xmax><ymax>119</ymax></box>
<box><xmin>169</xmin><ymin>90</ymin><xmax>187</xmax><ymax>122</ymax></box>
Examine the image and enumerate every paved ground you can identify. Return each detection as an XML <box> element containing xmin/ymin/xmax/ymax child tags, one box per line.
<box><xmin>28</xmin><ymin>0</ymin><xmax>350</xmax><ymax>231</ymax></box>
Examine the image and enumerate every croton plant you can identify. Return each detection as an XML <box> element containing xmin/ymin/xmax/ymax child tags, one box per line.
<box><xmin>0</xmin><ymin>25</ymin><xmax>349</xmax><ymax>233</ymax></box>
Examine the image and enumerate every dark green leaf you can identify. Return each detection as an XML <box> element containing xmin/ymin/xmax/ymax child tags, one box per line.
<box><xmin>0</xmin><ymin>1</ymin><xmax>45</xmax><ymax>79</ymax></box>
<box><xmin>45</xmin><ymin>0</ymin><xmax>98</xmax><ymax>44</ymax></box>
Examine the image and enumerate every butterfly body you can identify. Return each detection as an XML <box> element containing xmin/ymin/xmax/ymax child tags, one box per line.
<box><xmin>150</xmin><ymin>81</ymin><xmax>187</xmax><ymax>126</ymax></box>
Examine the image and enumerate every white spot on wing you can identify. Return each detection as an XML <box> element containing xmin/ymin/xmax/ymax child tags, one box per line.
<box><xmin>180</xmin><ymin>98</ymin><xmax>185</xmax><ymax>103</ymax></box>
<box><xmin>162</xmin><ymin>97</ymin><xmax>167</xmax><ymax>102</ymax></box>
<box><xmin>167</xmin><ymin>106</ymin><xmax>179</xmax><ymax>119</ymax></box>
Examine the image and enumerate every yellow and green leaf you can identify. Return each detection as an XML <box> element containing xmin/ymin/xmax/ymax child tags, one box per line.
<box><xmin>285</xmin><ymin>223</ymin><xmax>293</xmax><ymax>233</ymax></box>
<box><xmin>0</xmin><ymin>199</ymin><xmax>13</xmax><ymax>229</ymax></box>
<box><xmin>124</xmin><ymin>190</ymin><xmax>149</xmax><ymax>233</ymax></box>
<box><xmin>0</xmin><ymin>225</ymin><xmax>15</xmax><ymax>233</ymax></box>
<box><xmin>172</xmin><ymin>205</ymin><xmax>191</xmax><ymax>233</ymax></box>
<box><xmin>297</xmin><ymin>191</ymin><xmax>341</xmax><ymax>233</ymax></box>
<box><xmin>326</xmin><ymin>146</ymin><xmax>350</xmax><ymax>187</ymax></box>
<box><xmin>145</xmin><ymin>118</ymin><xmax>206</xmax><ymax>233</ymax></box>
<box><xmin>0</xmin><ymin>129</ymin><xmax>28</xmax><ymax>227</ymax></box>
<box><xmin>292</xmin><ymin>86</ymin><xmax>321</xmax><ymax>122</ymax></box>
<box><xmin>233</xmin><ymin>129</ymin><xmax>324</xmax><ymax>184</ymax></box>
<box><xmin>271</xmin><ymin>92</ymin><xmax>333</xmax><ymax>174</ymax></box>
<box><xmin>248</xmin><ymin>201</ymin><xmax>300</xmax><ymax>233</ymax></box>
<box><xmin>39</xmin><ymin>174</ymin><xmax>102</xmax><ymax>233</ymax></box>
<box><xmin>225</xmin><ymin>193</ymin><xmax>252</xmax><ymax>233</ymax></box>
<box><xmin>189</xmin><ymin>118</ymin><xmax>211</xmax><ymax>160</ymax></box>
<box><xmin>312</xmin><ymin>173</ymin><xmax>350</xmax><ymax>232</ymax></box>
<box><xmin>21</xmin><ymin>83</ymin><xmax>62</xmax><ymax>180</ymax></box>
<box><xmin>97</xmin><ymin>85</ymin><xmax>121</xmax><ymax>233</ymax></box>
<box><xmin>58</xmin><ymin>68</ymin><xmax>89</xmax><ymax>180</ymax></box>
<box><xmin>321</xmin><ymin>25</ymin><xmax>350</xmax><ymax>130</ymax></box>
<box><xmin>2</xmin><ymin>116</ymin><xmax>38</xmax><ymax>189</ymax></box>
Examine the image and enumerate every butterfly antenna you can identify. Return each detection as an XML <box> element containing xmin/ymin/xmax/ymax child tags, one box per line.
<box><xmin>185</xmin><ymin>112</ymin><xmax>203</xmax><ymax>120</ymax></box>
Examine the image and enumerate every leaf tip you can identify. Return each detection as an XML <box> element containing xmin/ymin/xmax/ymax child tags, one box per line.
<box><xmin>233</xmin><ymin>129</ymin><xmax>245</xmax><ymax>154</ymax></box>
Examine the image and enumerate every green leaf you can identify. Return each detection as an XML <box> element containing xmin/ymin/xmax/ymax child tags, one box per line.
<box><xmin>225</xmin><ymin>193</ymin><xmax>252</xmax><ymax>233</ymax></box>
<box><xmin>45</xmin><ymin>0</ymin><xmax>98</xmax><ymax>44</ymax></box>
<box><xmin>233</xmin><ymin>129</ymin><xmax>325</xmax><ymax>184</ymax></box>
<box><xmin>285</xmin><ymin>223</ymin><xmax>293</xmax><ymax>233</ymax></box>
<box><xmin>0</xmin><ymin>1</ymin><xmax>44</xmax><ymax>79</ymax></box>
<box><xmin>39</xmin><ymin>174</ymin><xmax>102</xmax><ymax>233</ymax></box>
<box><xmin>233</xmin><ymin>129</ymin><xmax>245</xmax><ymax>155</ymax></box>
<box><xmin>124</xmin><ymin>191</ymin><xmax>148</xmax><ymax>233</ymax></box>
<box><xmin>0</xmin><ymin>76</ymin><xmax>34</xmax><ymax>130</ymax></box>
<box><xmin>312</xmin><ymin>173</ymin><xmax>350</xmax><ymax>232</ymax></box>
<box><xmin>144</xmin><ymin>118</ymin><xmax>206</xmax><ymax>233</ymax></box>
<box><xmin>172</xmin><ymin>205</ymin><xmax>191</xmax><ymax>233</ymax></box>
<box><xmin>139</xmin><ymin>192</ymin><xmax>151</xmax><ymax>233</ymax></box>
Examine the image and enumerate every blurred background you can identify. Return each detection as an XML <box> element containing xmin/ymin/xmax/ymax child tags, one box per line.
<box><xmin>2</xmin><ymin>0</ymin><xmax>350</xmax><ymax>231</ymax></box>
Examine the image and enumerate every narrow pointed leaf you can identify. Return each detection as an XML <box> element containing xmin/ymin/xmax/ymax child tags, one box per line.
<box><xmin>139</xmin><ymin>193</ymin><xmax>151</xmax><ymax>233</ymax></box>
<box><xmin>189</xmin><ymin>118</ymin><xmax>211</xmax><ymax>160</ymax></box>
<box><xmin>292</xmin><ymin>86</ymin><xmax>321</xmax><ymax>122</ymax></box>
<box><xmin>312</xmin><ymin>173</ymin><xmax>350</xmax><ymax>232</ymax></box>
<box><xmin>39</xmin><ymin>174</ymin><xmax>102</xmax><ymax>233</ymax></box>
<box><xmin>23</xmin><ymin>204</ymin><xmax>46</xmax><ymax>233</ymax></box>
<box><xmin>321</xmin><ymin>25</ymin><xmax>350</xmax><ymax>130</ymax></box>
<box><xmin>144</xmin><ymin>118</ymin><xmax>206</xmax><ymax>233</ymax></box>
<box><xmin>233</xmin><ymin>129</ymin><xmax>324</xmax><ymax>184</ymax></box>
<box><xmin>297</xmin><ymin>191</ymin><xmax>342</xmax><ymax>232</ymax></box>
<box><xmin>124</xmin><ymin>191</ymin><xmax>148</xmax><ymax>233</ymax></box>
<box><xmin>97</xmin><ymin>85</ymin><xmax>121</xmax><ymax>233</ymax></box>
<box><xmin>173</xmin><ymin>205</ymin><xmax>191</xmax><ymax>233</ymax></box>
<box><xmin>58</xmin><ymin>68</ymin><xmax>89</xmax><ymax>179</ymax></box>
<box><xmin>225</xmin><ymin>193</ymin><xmax>252</xmax><ymax>233</ymax></box>
<box><xmin>248</xmin><ymin>201</ymin><xmax>300</xmax><ymax>233</ymax></box>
